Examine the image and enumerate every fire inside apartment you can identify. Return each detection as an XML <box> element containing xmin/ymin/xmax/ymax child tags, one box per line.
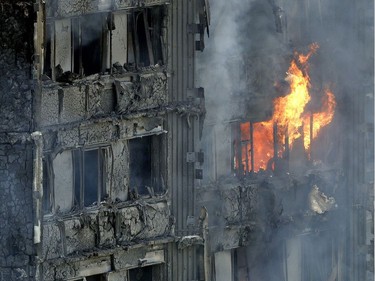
<box><xmin>0</xmin><ymin>0</ymin><xmax>373</xmax><ymax>281</ymax></box>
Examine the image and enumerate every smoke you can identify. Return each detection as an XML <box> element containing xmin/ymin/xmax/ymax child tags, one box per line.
<box><xmin>197</xmin><ymin>0</ymin><xmax>374</xmax><ymax>280</ymax></box>
<box><xmin>197</xmin><ymin>0</ymin><xmax>292</xmax><ymax>123</ymax></box>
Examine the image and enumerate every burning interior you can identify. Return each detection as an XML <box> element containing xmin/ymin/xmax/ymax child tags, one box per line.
<box><xmin>233</xmin><ymin>43</ymin><xmax>336</xmax><ymax>175</ymax></box>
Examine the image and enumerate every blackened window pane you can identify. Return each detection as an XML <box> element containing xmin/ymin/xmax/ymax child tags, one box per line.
<box><xmin>73</xmin><ymin>150</ymin><xmax>81</xmax><ymax>207</ymax></box>
<box><xmin>84</xmin><ymin>150</ymin><xmax>99</xmax><ymax>206</ymax></box>
<box><xmin>86</xmin><ymin>274</ymin><xmax>104</xmax><ymax>281</ymax></box>
<box><xmin>81</xmin><ymin>14</ymin><xmax>102</xmax><ymax>75</ymax></box>
<box><xmin>129</xmin><ymin>266</ymin><xmax>153</xmax><ymax>281</ymax></box>
<box><xmin>72</xmin><ymin>17</ymin><xmax>80</xmax><ymax>74</ymax></box>
<box><xmin>100</xmin><ymin>148</ymin><xmax>106</xmax><ymax>201</ymax></box>
<box><xmin>44</xmin><ymin>24</ymin><xmax>52</xmax><ymax>77</ymax></box>
<box><xmin>43</xmin><ymin>160</ymin><xmax>51</xmax><ymax>213</ymax></box>
<box><xmin>129</xmin><ymin>137</ymin><xmax>151</xmax><ymax>194</ymax></box>
<box><xmin>135</xmin><ymin>12</ymin><xmax>150</xmax><ymax>66</ymax></box>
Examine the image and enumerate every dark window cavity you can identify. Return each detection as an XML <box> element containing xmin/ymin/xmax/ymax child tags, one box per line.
<box><xmin>72</xmin><ymin>14</ymin><xmax>107</xmax><ymax>76</ymax></box>
<box><xmin>129</xmin><ymin>134</ymin><xmax>166</xmax><ymax>196</ymax></box>
<box><xmin>128</xmin><ymin>266</ymin><xmax>153</xmax><ymax>281</ymax></box>
<box><xmin>128</xmin><ymin>264</ymin><xmax>164</xmax><ymax>281</ymax></box>
<box><xmin>42</xmin><ymin>158</ymin><xmax>53</xmax><ymax>214</ymax></box>
<box><xmin>76</xmin><ymin>274</ymin><xmax>106</xmax><ymax>281</ymax></box>
<box><xmin>129</xmin><ymin>7</ymin><xmax>165</xmax><ymax>67</ymax></box>
<box><xmin>44</xmin><ymin>6</ymin><xmax>166</xmax><ymax>79</ymax></box>
<box><xmin>73</xmin><ymin>148</ymin><xmax>105</xmax><ymax>208</ymax></box>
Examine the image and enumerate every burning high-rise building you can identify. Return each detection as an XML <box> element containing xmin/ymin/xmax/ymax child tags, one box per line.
<box><xmin>0</xmin><ymin>0</ymin><xmax>373</xmax><ymax>281</ymax></box>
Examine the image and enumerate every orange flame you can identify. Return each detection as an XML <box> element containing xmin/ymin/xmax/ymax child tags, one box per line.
<box><xmin>238</xmin><ymin>43</ymin><xmax>336</xmax><ymax>173</ymax></box>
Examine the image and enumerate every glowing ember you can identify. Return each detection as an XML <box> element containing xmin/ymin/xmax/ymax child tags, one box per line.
<box><xmin>238</xmin><ymin>43</ymin><xmax>336</xmax><ymax>173</ymax></box>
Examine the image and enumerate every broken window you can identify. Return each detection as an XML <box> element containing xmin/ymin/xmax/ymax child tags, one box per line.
<box><xmin>129</xmin><ymin>267</ymin><xmax>152</xmax><ymax>281</ymax></box>
<box><xmin>72</xmin><ymin>14</ymin><xmax>108</xmax><ymax>76</ymax></box>
<box><xmin>128</xmin><ymin>264</ymin><xmax>163</xmax><ymax>281</ymax></box>
<box><xmin>74</xmin><ymin>274</ymin><xmax>106</xmax><ymax>281</ymax></box>
<box><xmin>129</xmin><ymin>134</ymin><xmax>166</xmax><ymax>196</ymax></box>
<box><xmin>73</xmin><ymin>148</ymin><xmax>106</xmax><ymax>208</ymax></box>
<box><xmin>128</xmin><ymin>7</ymin><xmax>165</xmax><ymax>67</ymax></box>
<box><xmin>44</xmin><ymin>13</ymin><xmax>109</xmax><ymax>79</ymax></box>
<box><xmin>232</xmin><ymin>121</ymin><xmax>289</xmax><ymax>175</ymax></box>
<box><xmin>42</xmin><ymin>158</ymin><xmax>53</xmax><ymax>214</ymax></box>
<box><xmin>44</xmin><ymin>147</ymin><xmax>107</xmax><ymax>214</ymax></box>
<box><xmin>44</xmin><ymin>6</ymin><xmax>166</xmax><ymax>80</ymax></box>
<box><xmin>53</xmin><ymin>150</ymin><xmax>74</xmax><ymax>212</ymax></box>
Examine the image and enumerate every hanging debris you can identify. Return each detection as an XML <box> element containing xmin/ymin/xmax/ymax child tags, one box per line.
<box><xmin>308</xmin><ymin>185</ymin><xmax>336</xmax><ymax>214</ymax></box>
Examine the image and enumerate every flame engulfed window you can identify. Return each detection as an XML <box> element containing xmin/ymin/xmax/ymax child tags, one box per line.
<box><xmin>233</xmin><ymin>43</ymin><xmax>336</xmax><ymax>174</ymax></box>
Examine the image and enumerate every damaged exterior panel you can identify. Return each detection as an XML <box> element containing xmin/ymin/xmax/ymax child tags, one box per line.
<box><xmin>1</xmin><ymin>0</ymin><xmax>207</xmax><ymax>279</ymax></box>
<box><xmin>30</xmin><ymin>0</ymin><xmax>206</xmax><ymax>280</ymax></box>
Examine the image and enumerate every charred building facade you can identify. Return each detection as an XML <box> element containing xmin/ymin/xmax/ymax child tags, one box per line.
<box><xmin>0</xmin><ymin>0</ymin><xmax>374</xmax><ymax>281</ymax></box>
<box><xmin>1</xmin><ymin>0</ymin><xmax>208</xmax><ymax>280</ymax></box>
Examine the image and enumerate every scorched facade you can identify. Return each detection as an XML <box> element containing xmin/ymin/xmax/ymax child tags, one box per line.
<box><xmin>0</xmin><ymin>0</ymin><xmax>208</xmax><ymax>280</ymax></box>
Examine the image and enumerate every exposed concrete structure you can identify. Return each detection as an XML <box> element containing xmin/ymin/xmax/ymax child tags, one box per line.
<box><xmin>1</xmin><ymin>0</ymin><xmax>208</xmax><ymax>280</ymax></box>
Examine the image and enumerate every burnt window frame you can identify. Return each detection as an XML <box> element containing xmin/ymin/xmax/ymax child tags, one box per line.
<box><xmin>44</xmin><ymin>6</ymin><xmax>166</xmax><ymax>80</ymax></box>
<box><xmin>232</xmin><ymin>121</ymin><xmax>254</xmax><ymax>175</ymax></box>
<box><xmin>71</xmin><ymin>13</ymin><xmax>109</xmax><ymax>76</ymax></box>
<box><xmin>128</xmin><ymin>264</ymin><xmax>164</xmax><ymax>281</ymax></box>
<box><xmin>128</xmin><ymin>133</ymin><xmax>167</xmax><ymax>197</ymax></box>
<box><xmin>42</xmin><ymin>155</ymin><xmax>54</xmax><ymax>214</ymax></box>
<box><xmin>128</xmin><ymin>6</ymin><xmax>166</xmax><ymax>67</ymax></box>
<box><xmin>69</xmin><ymin>273</ymin><xmax>107</xmax><ymax>281</ymax></box>
<box><xmin>72</xmin><ymin>147</ymin><xmax>107</xmax><ymax>209</ymax></box>
<box><xmin>232</xmin><ymin>120</ymin><xmax>291</xmax><ymax>175</ymax></box>
<box><xmin>44</xmin><ymin>12</ymin><xmax>110</xmax><ymax>79</ymax></box>
<box><xmin>42</xmin><ymin>146</ymin><xmax>108</xmax><ymax>215</ymax></box>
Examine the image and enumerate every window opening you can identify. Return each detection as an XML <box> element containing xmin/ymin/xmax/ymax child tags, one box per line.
<box><xmin>129</xmin><ymin>134</ymin><xmax>165</xmax><ymax>196</ymax></box>
<box><xmin>129</xmin><ymin>136</ymin><xmax>152</xmax><ymax>194</ymax></box>
<box><xmin>45</xmin><ymin>147</ymin><xmax>107</xmax><ymax>214</ymax></box>
<box><xmin>44</xmin><ymin>7</ymin><xmax>166</xmax><ymax>79</ymax></box>
<box><xmin>72</xmin><ymin>14</ymin><xmax>107</xmax><ymax>76</ymax></box>
<box><xmin>130</xmin><ymin>7</ymin><xmax>164</xmax><ymax>67</ymax></box>
<box><xmin>44</xmin><ymin>23</ymin><xmax>53</xmax><ymax>78</ymax></box>
<box><xmin>74</xmin><ymin>274</ymin><xmax>106</xmax><ymax>281</ymax></box>
<box><xmin>42</xmin><ymin>158</ymin><xmax>53</xmax><ymax>214</ymax></box>
<box><xmin>129</xmin><ymin>266</ymin><xmax>153</xmax><ymax>281</ymax></box>
<box><xmin>72</xmin><ymin>17</ymin><xmax>81</xmax><ymax>75</ymax></box>
<box><xmin>85</xmin><ymin>274</ymin><xmax>106</xmax><ymax>281</ymax></box>
<box><xmin>233</xmin><ymin>121</ymin><xmax>289</xmax><ymax>175</ymax></box>
<box><xmin>73</xmin><ymin>148</ymin><xmax>104</xmax><ymax>208</ymax></box>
